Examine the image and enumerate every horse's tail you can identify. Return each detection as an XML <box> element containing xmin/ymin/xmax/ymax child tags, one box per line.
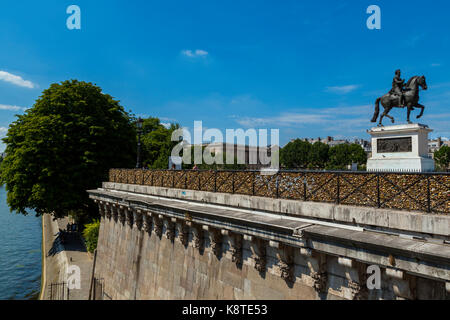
<box><xmin>371</xmin><ymin>97</ymin><xmax>381</xmax><ymax>122</ymax></box>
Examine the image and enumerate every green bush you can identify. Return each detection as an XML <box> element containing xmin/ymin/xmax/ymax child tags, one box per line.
<box><xmin>83</xmin><ymin>219</ymin><xmax>100</xmax><ymax>253</ymax></box>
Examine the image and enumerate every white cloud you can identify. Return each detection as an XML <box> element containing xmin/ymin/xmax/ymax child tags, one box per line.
<box><xmin>0</xmin><ymin>127</ymin><xmax>7</xmax><ymax>134</ymax></box>
<box><xmin>181</xmin><ymin>49</ymin><xmax>209</xmax><ymax>58</ymax></box>
<box><xmin>326</xmin><ymin>85</ymin><xmax>360</xmax><ymax>94</ymax></box>
<box><xmin>0</xmin><ymin>71</ymin><xmax>35</xmax><ymax>89</ymax></box>
<box><xmin>236</xmin><ymin>113</ymin><xmax>328</xmax><ymax>127</ymax></box>
<box><xmin>431</xmin><ymin>63</ymin><xmax>441</xmax><ymax>67</ymax></box>
<box><xmin>0</xmin><ymin>104</ymin><xmax>26</xmax><ymax>111</ymax></box>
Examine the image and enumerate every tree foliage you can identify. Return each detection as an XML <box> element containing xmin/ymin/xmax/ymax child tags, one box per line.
<box><xmin>139</xmin><ymin>118</ymin><xmax>180</xmax><ymax>169</ymax></box>
<box><xmin>280</xmin><ymin>139</ymin><xmax>312</xmax><ymax>168</ymax></box>
<box><xmin>434</xmin><ymin>145</ymin><xmax>450</xmax><ymax>171</ymax></box>
<box><xmin>280</xmin><ymin>140</ymin><xmax>367</xmax><ymax>170</ymax></box>
<box><xmin>0</xmin><ymin>80</ymin><xmax>136</xmax><ymax>218</ymax></box>
<box><xmin>309</xmin><ymin>142</ymin><xmax>330</xmax><ymax>169</ymax></box>
<box><xmin>82</xmin><ymin>219</ymin><xmax>100</xmax><ymax>253</ymax></box>
<box><xmin>327</xmin><ymin>143</ymin><xmax>367</xmax><ymax>170</ymax></box>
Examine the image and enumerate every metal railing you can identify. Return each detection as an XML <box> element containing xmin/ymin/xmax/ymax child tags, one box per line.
<box><xmin>90</xmin><ymin>278</ymin><xmax>104</xmax><ymax>300</ymax></box>
<box><xmin>49</xmin><ymin>282</ymin><xmax>70</xmax><ymax>300</ymax></box>
<box><xmin>108</xmin><ymin>169</ymin><xmax>450</xmax><ymax>214</ymax></box>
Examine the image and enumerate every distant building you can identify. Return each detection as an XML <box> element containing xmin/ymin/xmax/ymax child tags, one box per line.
<box><xmin>191</xmin><ymin>143</ymin><xmax>280</xmax><ymax>170</ymax></box>
<box><xmin>428</xmin><ymin>137</ymin><xmax>444</xmax><ymax>158</ymax></box>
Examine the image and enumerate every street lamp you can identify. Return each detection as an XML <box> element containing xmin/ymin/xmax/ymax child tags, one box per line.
<box><xmin>136</xmin><ymin>117</ymin><xmax>144</xmax><ymax>168</ymax></box>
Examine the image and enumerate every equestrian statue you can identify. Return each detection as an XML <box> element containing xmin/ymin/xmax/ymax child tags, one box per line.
<box><xmin>371</xmin><ymin>70</ymin><xmax>428</xmax><ymax>126</ymax></box>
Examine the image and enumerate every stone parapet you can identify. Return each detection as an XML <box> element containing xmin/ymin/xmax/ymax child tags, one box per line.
<box><xmin>89</xmin><ymin>186</ymin><xmax>450</xmax><ymax>300</ymax></box>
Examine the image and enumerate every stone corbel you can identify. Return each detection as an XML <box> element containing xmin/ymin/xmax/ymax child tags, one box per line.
<box><xmin>153</xmin><ymin>215</ymin><xmax>163</xmax><ymax>238</ymax></box>
<box><xmin>105</xmin><ymin>204</ymin><xmax>112</xmax><ymax>220</ymax></box>
<box><xmin>349</xmin><ymin>262</ymin><xmax>368</xmax><ymax>300</ymax></box>
<box><xmin>207</xmin><ymin>227</ymin><xmax>222</xmax><ymax>257</ymax></box>
<box><xmin>176</xmin><ymin>221</ymin><xmax>189</xmax><ymax>246</ymax></box>
<box><xmin>118</xmin><ymin>206</ymin><xmax>126</xmax><ymax>226</ymax></box>
<box><xmin>126</xmin><ymin>208</ymin><xmax>134</xmax><ymax>228</ymax></box>
<box><xmin>133</xmin><ymin>209</ymin><xmax>143</xmax><ymax>230</ymax></box>
<box><xmin>311</xmin><ymin>271</ymin><xmax>327</xmax><ymax>294</ymax></box>
<box><xmin>277</xmin><ymin>243</ymin><xmax>294</xmax><ymax>282</ymax></box>
<box><xmin>311</xmin><ymin>253</ymin><xmax>328</xmax><ymax>294</ymax></box>
<box><xmin>190</xmin><ymin>223</ymin><xmax>203</xmax><ymax>249</ymax></box>
<box><xmin>229</xmin><ymin>233</ymin><xmax>243</xmax><ymax>266</ymax></box>
<box><xmin>348</xmin><ymin>279</ymin><xmax>367</xmax><ymax>300</ymax></box>
<box><xmin>98</xmin><ymin>201</ymin><xmax>106</xmax><ymax>218</ymax></box>
<box><xmin>143</xmin><ymin>212</ymin><xmax>152</xmax><ymax>233</ymax></box>
<box><xmin>111</xmin><ymin>204</ymin><xmax>119</xmax><ymax>222</ymax></box>
<box><xmin>247</xmin><ymin>236</ymin><xmax>266</xmax><ymax>273</ymax></box>
<box><xmin>164</xmin><ymin>218</ymin><xmax>175</xmax><ymax>242</ymax></box>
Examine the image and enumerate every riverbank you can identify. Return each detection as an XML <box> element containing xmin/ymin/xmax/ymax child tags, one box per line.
<box><xmin>40</xmin><ymin>214</ymin><xmax>93</xmax><ymax>300</ymax></box>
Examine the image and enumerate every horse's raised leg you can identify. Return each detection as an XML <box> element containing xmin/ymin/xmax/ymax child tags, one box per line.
<box><xmin>416</xmin><ymin>103</ymin><xmax>425</xmax><ymax>119</ymax></box>
<box><xmin>407</xmin><ymin>106</ymin><xmax>412</xmax><ymax>124</ymax></box>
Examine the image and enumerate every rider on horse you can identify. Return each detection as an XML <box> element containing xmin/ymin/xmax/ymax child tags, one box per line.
<box><xmin>390</xmin><ymin>69</ymin><xmax>406</xmax><ymax>107</ymax></box>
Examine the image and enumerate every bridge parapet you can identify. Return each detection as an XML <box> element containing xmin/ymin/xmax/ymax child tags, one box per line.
<box><xmin>88</xmin><ymin>176</ymin><xmax>450</xmax><ymax>300</ymax></box>
<box><xmin>109</xmin><ymin>169</ymin><xmax>449</xmax><ymax>215</ymax></box>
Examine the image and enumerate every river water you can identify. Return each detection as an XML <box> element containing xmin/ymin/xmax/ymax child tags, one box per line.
<box><xmin>0</xmin><ymin>186</ymin><xmax>42</xmax><ymax>300</ymax></box>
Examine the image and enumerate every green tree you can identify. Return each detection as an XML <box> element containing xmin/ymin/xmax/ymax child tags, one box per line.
<box><xmin>140</xmin><ymin>118</ymin><xmax>180</xmax><ymax>169</ymax></box>
<box><xmin>82</xmin><ymin>219</ymin><xmax>100</xmax><ymax>253</ymax></box>
<box><xmin>280</xmin><ymin>139</ymin><xmax>311</xmax><ymax>169</ymax></box>
<box><xmin>327</xmin><ymin>143</ymin><xmax>367</xmax><ymax>170</ymax></box>
<box><xmin>0</xmin><ymin>80</ymin><xmax>136</xmax><ymax>218</ymax></box>
<box><xmin>309</xmin><ymin>142</ymin><xmax>330</xmax><ymax>169</ymax></box>
<box><xmin>434</xmin><ymin>145</ymin><xmax>450</xmax><ymax>171</ymax></box>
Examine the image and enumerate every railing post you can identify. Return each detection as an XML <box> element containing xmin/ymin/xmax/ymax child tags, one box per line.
<box><xmin>214</xmin><ymin>170</ymin><xmax>217</xmax><ymax>192</ymax></box>
<box><xmin>252</xmin><ymin>171</ymin><xmax>255</xmax><ymax>196</ymax></box>
<box><xmin>303</xmin><ymin>175</ymin><xmax>307</xmax><ymax>201</ymax></box>
<box><xmin>185</xmin><ymin>172</ymin><xmax>187</xmax><ymax>189</ymax></box>
<box><xmin>336</xmin><ymin>173</ymin><xmax>340</xmax><ymax>204</ymax></box>
<box><xmin>151</xmin><ymin>171</ymin><xmax>154</xmax><ymax>186</ymax></box>
<box><xmin>276</xmin><ymin>173</ymin><xmax>279</xmax><ymax>198</ymax></box>
<box><xmin>198</xmin><ymin>170</ymin><xmax>201</xmax><ymax>190</ymax></box>
<box><xmin>232</xmin><ymin>172</ymin><xmax>235</xmax><ymax>193</ymax></box>
<box><xmin>376</xmin><ymin>173</ymin><xmax>381</xmax><ymax>208</ymax></box>
<box><xmin>427</xmin><ymin>175</ymin><xmax>431</xmax><ymax>213</ymax></box>
<box><xmin>172</xmin><ymin>171</ymin><xmax>175</xmax><ymax>188</ymax></box>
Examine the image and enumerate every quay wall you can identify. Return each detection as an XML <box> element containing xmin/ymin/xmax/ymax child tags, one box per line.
<box><xmin>93</xmin><ymin>185</ymin><xmax>450</xmax><ymax>300</ymax></box>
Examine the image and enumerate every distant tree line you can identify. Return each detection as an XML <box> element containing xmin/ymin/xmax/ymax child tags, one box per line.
<box><xmin>434</xmin><ymin>145</ymin><xmax>450</xmax><ymax>171</ymax></box>
<box><xmin>280</xmin><ymin>139</ymin><xmax>367</xmax><ymax>170</ymax></box>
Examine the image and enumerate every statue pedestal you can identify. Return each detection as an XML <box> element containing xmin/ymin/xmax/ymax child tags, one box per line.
<box><xmin>367</xmin><ymin>124</ymin><xmax>435</xmax><ymax>172</ymax></box>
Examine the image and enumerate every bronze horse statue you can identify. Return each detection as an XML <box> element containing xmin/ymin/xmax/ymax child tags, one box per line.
<box><xmin>371</xmin><ymin>75</ymin><xmax>428</xmax><ymax>126</ymax></box>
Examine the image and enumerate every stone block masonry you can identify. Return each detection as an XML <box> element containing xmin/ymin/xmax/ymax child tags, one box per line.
<box><xmin>88</xmin><ymin>184</ymin><xmax>450</xmax><ymax>300</ymax></box>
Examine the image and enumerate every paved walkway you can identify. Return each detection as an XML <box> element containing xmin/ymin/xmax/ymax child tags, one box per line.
<box><xmin>41</xmin><ymin>214</ymin><xmax>93</xmax><ymax>300</ymax></box>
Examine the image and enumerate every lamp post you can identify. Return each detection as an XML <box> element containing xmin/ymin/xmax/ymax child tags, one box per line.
<box><xmin>136</xmin><ymin>117</ymin><xmax>144</xmax><ymax>168</ymax></box>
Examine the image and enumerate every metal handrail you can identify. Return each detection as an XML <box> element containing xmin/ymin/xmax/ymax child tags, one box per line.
<box><xmin>108</xmin><ymin>169</ymin><xmax>450</xmax><ymax>214</ymax></box>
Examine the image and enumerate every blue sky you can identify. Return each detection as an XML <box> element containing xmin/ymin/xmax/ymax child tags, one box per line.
<box><xmin>1</xmin><ymin>0</ymin><xmax>449</xmax><ymax>152</ymax></box>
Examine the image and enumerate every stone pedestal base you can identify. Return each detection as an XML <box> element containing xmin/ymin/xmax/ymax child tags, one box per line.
<box><xmin>367</xmin><ymin>157</ymin><xmax>435</xmax><ymax>172</ymax></box>
<box><xmin>366</xmin><ymin>123</ymin><xmax>435</xmax><ymax>173</ymax></box>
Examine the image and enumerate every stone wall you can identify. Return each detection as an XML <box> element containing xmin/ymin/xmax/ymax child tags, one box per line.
<box><xmin>94</xmin><ymin>206</ymin><xmax>448</xmax><ymax>300</ymax></box>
